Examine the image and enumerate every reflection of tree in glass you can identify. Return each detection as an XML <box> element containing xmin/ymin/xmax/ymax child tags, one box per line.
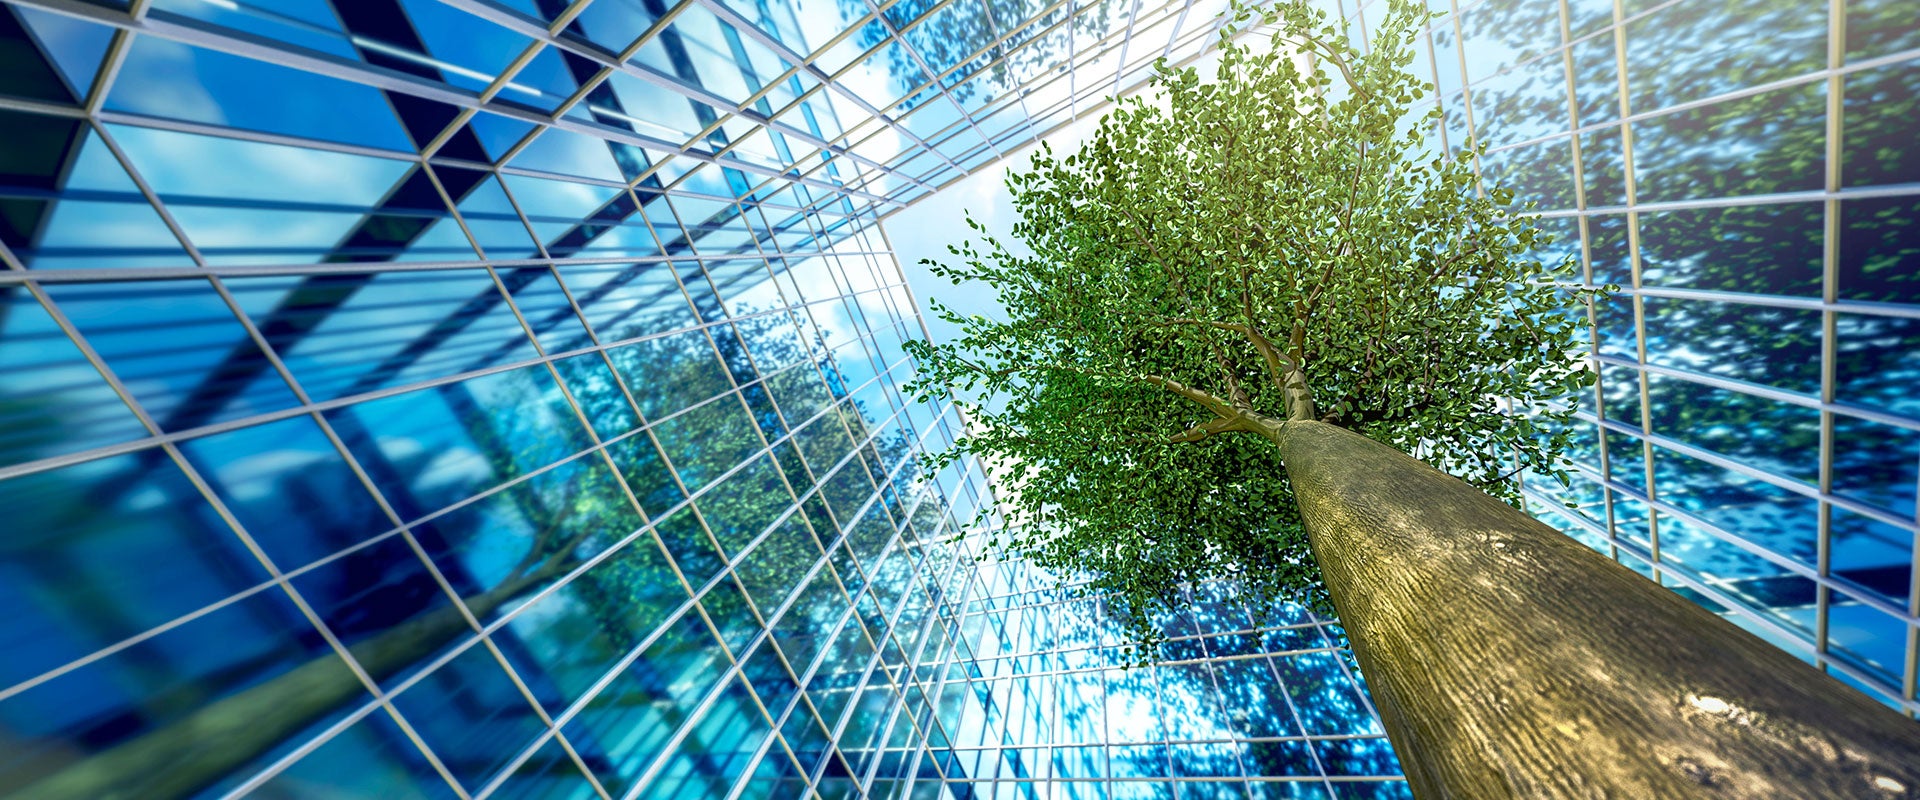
<box><xmin>12</xmin><ymin>308</ymin><xmax>895</xmax><ymax>799</ymax></box>
<box><xmin>838</xmin><ymin>0</ymin><xmax>1116</xmax><ymax>107</ymax></box>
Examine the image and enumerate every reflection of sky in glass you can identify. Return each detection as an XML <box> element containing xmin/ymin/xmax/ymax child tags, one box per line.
<box><xmin>0</xmin><ymin>0</ymin><xmax>1916</xmax><ymax>796</ymax></box>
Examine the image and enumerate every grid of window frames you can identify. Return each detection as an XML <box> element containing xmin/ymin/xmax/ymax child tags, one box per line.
<box><xmin>1301</xmin><ymin>0</ymin><xmax>1919</xmax><ymax>713</ymax></box>
<box><xmin>0</xmin><ymin>0</ymin><xmax>1408</xmax><ymax>798</ymax></box>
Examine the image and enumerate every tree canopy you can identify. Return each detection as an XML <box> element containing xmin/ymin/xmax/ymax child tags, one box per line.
<box><xmin>904</xmin><ymin>0</ymin><xmax>1599</xmax><ymax>654</ymax></box>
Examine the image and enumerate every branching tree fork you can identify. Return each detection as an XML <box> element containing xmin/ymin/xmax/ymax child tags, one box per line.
<box><xmin>905</xmin><ymin>1</ymin><xmax>1920</xmax><ymax>796</ymax></box>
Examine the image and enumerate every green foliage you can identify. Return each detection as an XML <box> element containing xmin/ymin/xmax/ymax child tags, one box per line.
<box><xmin>904</xmin><ymin>0</ymin><xmax>1599</xmax><ymax>657</ymax></box>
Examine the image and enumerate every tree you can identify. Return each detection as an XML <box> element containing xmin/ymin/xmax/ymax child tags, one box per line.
<box><xmin>907</xmin><ymin>0</ymin><xmax>1590</xmax><ymax>649</ymax></box>
<box><xmin>905</xmin><ymin>0</ymin><xmax>1920</xmax><ymax>795</ymax></box>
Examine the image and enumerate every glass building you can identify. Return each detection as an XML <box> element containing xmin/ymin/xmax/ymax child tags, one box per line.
<box><xmin>1364</xmin><ymin>0</ymin><xmax>1920</xmax><ymax>715</ymax></box>
<box><xmin>0</xmin><ymin>0</ymin><xmax>1912</xmax><ymax>796</ymax></box>
<box><xmin>0</xmin><ymin>0</ymin><xmax>1409</xmax><ymax>797</ymax></box>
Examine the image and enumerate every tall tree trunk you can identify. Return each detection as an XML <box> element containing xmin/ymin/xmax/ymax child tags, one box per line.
<box><xmin>1261</xmin><ymin>419</ymin><xmax>1920</xmax><ymax>799</ymax></box>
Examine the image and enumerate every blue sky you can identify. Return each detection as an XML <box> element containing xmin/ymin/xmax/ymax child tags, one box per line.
<box><xmin>887</xmin><ymin>114</ymin><xmax>1105</xmax><ymax>345</ymax></box>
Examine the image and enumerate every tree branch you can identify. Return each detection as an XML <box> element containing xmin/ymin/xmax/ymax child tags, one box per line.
<box><xmin>977</xmin><ymin>359</ymin><xmax>1240</xmax><ymax>420</ymax></box>
<box><xmin>1168</xmin><ymin>416</ymin><xmax>1246</xmax><ymax>444</ymax></box>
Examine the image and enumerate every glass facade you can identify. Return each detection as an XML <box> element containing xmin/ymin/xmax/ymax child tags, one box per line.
<box><xmin>1325</xmin><ymin>0</ymin><xmax>1919</xmax><ymax>714</ymax></box>
<box><xmin>0</xmin><ymin>0</ymin><xmax>1407</xmax><ymax>798</ymax></box>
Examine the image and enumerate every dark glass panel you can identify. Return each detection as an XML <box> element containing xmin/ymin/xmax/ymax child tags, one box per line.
<box><xmin>390</xmin><ymin>642</ymin><xmax>551</xmax><ymax>795</ymax></box>
<box><xmin>1638</xmin><ymin>203</ymin><xmax>1823</xmax><ymax>296</ymax></box>
<box><xmin>1847</xmin><ymin>0</ymin><xmax>1920</xmax><ymax>60</ymax></box>
<box><xmin>1842</xmin><ymin>60</ymin><xmax>1920</xmax><ymax>188</ymax></box>
<box><xmin>0</xmin><ymin>288</ymin><xmax>146</xmax><ymax>467</ymax></box>
<box><xmin>1832</xmin><ymin>414</ymin><xmax>1919</xmax><ymax>517</ymax></box>
<box><xmin>0</xmin><ymin>586</ymin><xmax>359</xmax><ymax>799</ymax></box>
<box><xmin>1624</xmin><ymin>0</ymin><xmax>1824</xmax><ymax>113</ymax></box>
<box><xmin>1645</xmin><ymin>375</ymin><xmax>1820</xmax><ymax>483</ymax></box>
<box><xmin>1641</xmin><ymin>298</ymin><xmax>1821</xmax><ymax>394</ymax></box>
<box><xmin>289</xmin><ymin>533</ymin><xmax>465</xmax><ymax>691</ymax></box>
<box><xmin>1630</xmin><ymin>82</ymin><xmax>1826</xmax><ymax>203</ymax></box>
<box><xmin>1838</xmin><ymin>195</ymin><xmax>1920</xmax><ymax>305</ymax></box>
<box><xmin>0</xmin><ymin>452</ymin><xmax>269</xmax><ymax>683</ymax></box>
<box><xmin>45</xmin><ymin>278</ymin><xmax>302</xmax><ymax>429</ymax></box>
<box><xmin>181</xmin><ymin>414</ymin><xmax>394</xmax><ymax>569</ymax></box>
<box><xmin>1834</xmin><ymin>312</ymin><xmax>1920</xmax><ymax>419</ymax></box>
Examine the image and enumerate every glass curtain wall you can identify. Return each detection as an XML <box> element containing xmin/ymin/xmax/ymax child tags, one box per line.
<box><xmin>0</xmin><ymin>0</ymin><xmax>1406</xmax><ymax>798</ymax></box>
<box><xmin>1306</xmin><ymin>0</ymin><xmax>1919</xmax><ymax>713</ymax></box>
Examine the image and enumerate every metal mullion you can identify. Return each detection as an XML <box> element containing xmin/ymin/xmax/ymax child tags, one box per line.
<box><xmin>0</xmin><ymin>276</ymin><xmax>913</xmax><ymax>483</ymax></box>
<box><xmin>24</xmin><ymin>281</ymin><xmax>475</xmax><ymax>798</ymax></box>
<box><xmin>1815</xmin><ymin>0</ymin><xmax>1848</xmax><ymax>687</ymax></box>
<box><xmin>693</xmin><ymin>0</ymin><xmax>959</xmax><ymax>180</ymax></box>
<box><xmin>1479</xmin><ymin>43</ymin><xmax>1920</xmax><ymax>163</ymax></box>
<box><xmin>1541</xmin><ymin>455</ymin><xmax>1918</xmax><ymax>624</ymax></box>
<box><xmin>1587</xmin><ymin>351</ymin><xmax>1920</xmax><ymax>436</ymax></box>
<box><xmin>859</xmin><ymin>0</ymin><xmax>1005</xmax><ymax>169</ymax></box>
<box><xmin>244</xmin><ymin>152</ymin><xmax>615</xmax><ymax>794</ymax></box>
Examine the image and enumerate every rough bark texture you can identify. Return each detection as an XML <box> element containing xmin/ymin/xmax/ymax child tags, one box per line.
<box><xmin>1269</xmin><ymin>419</ymin><xmax>1920</xmax><ymax>799</ymax></box>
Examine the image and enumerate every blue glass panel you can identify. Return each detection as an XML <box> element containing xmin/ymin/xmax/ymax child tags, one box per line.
<box><xmin>563</xmin><ymin>612</ymin><xmax>728</xmax><ymax>797</ymax></box>
<box><xmin>1642</xmin><ymin>298</ymin><xmax>1821</xmax><ymax>394</ymax></box>
<box><xmin>1</xmin><ymin>121</ymin><xmax>194</xmax><ymax>270</ymax></box>
<box><xmin>255</xmin><ymin>709</ymin><xmax>456</xmax><ymax>799</ymax></box>
<box><xmin>636</xmin><ymin>675</ymin><xmax>772</xmax><ymax>798</ymax></box>
<box><xmin>106</xmin><ymin>124</ymin><xmax>415</xmax><ymax>266</ymax></box>
<box><xmin>411</xmin><ymin>452</ymin><xmax>643</xmax><ymax>622</ymax></box>
<box><xmin>655</xmin><ymin>506</ymin><xmax>729</xmax><ymax>588</ymax></box>
<box><xmin>0</xmin><ymin>289</ymin><xmax>145</xmax><ymax>467</ymax></box>
<box><xmin>326</xmin><ymin>365</ymin><xmax>594</xmax><ymax>517</ymax></box>
<box><xmin>108</xmin><ymin>35</ymin><xmax>411</xmax><ymax>150</ymax></box>
<box><xmin>654</xmin><ymin>392</ymin><xmax>764</xmax><ymax>493</ymax></box>
<box><xmin>291</xmin><ymin>531</ymin><xmax>467</xmax><ymax>689</ymax></box>
<box><xmin>488</xmin><ymin>734</ymin><xmax>602</xmax><ymax>800</ymax></box>
<box><xmin>1312</xmin><ymin>737</ymin><xmax>1400</xmax><ymax>777</ymax></box>
<box><xmin>502</xmin><ymin>533</ymin><xmax>686</xmax><ymax>708</ymax></box>
<box><xmin>0</xmin><ymin>585</ymin><xmax>359</xmax><ymax>799</ymax></box>
<box><xmin>391</xmin><ymin>642</ymin><xmax>551</xmax><ymax>795</ymax></box>
<box><xmin>226</xmin><ymin>268</ymin><xmax>542</xmax><ymax>401</ymax></box>
<box><xmin>1827</xmin><ymin>600</ymin><xmax>1910</xmax><ymax>686</ymax></box>
<box><xmin>559</xmin><ymin>261</ymin><xmax>698</xmax><ymax>343</ymax></box>
<box><xmin>182</xmin><ymin>414</ymin><xmax>393</xmax><ymax>569</ymax></box>
<box><xmin>1630</xmin><ymin>82</ymin><xmax>1826</xmax><ymax>204</ymax></box>
<box><xmin>42</xmin><ymin>278</ymin><xmax>301</xmax><ymax>429</ymax></box>
<box><xmin>1830</xmin><ymin>508</ymin><xmax>1913</xmax><ymax>605</ymax></box>
<box><xmin>0</xmin><ymin>452</ymin><xmax>269</xmax><ymax>682</ymax></box>
<box><xmin>699</xmin><ymin>453</ymin><xmax>797</xmax><ymax>557</ymax></box>
<box><xmin>1624</xmin><ymin>0</ymin><xmax>1824</xmax><ymax>114</ymax></box>
<box><xmin>502</xmin><ymin>267</ymin><xmax>594</xmax><ymax>353</ymax></box>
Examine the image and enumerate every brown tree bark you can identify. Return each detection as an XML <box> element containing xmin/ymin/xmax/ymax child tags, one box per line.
<box><xmin>1263</xmin><ymin>418</ymin><xmax>1920</xmax><ymax>799</ymax></box>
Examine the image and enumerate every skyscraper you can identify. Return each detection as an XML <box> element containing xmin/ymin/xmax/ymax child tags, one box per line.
<box><xmin>0</xmin><ymin>0</ymin><xmax>1408</xmax><ymax>797</ymax></box>
<box><xmin>0</xmin><ymin>0</ymin><xmax>1913</xmax><ymax>796</ymax></box>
